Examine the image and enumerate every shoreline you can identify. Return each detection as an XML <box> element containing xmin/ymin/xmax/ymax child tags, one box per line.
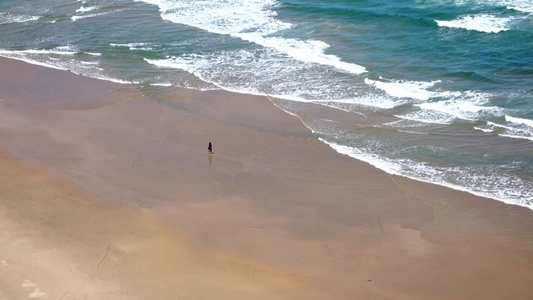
<box><xmin>3</xmin><ymin>54</ymin><xmax>531</xmax><ymax>210</ymax></box>
<box><xmin>1</xmin><ymin>56</ymin><xmax>532</xmax><ymax>299</ymax></box>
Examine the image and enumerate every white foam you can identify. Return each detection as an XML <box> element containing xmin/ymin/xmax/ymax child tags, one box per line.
<box><xmin>320</xmin><ymin>138</ymin><xmax>533</xmax><ymax>209</ymax></box>
<box><xmin>0</xmin><ymin>49</ymin><xmax>78</xmax><ymax>70</ymax></box>
<box><xmin>499</xmin><ymin>134</ymin><xmax>533</xmax><ymax>141</ymax></box>
<box><xmin>234</xmin><ymin>35</ymin><xmax>366</xmax><ymax>74</ymax></box>
<box><xmin>140</xmin><ymin>0</ymin><xmax>287</xmax><ymax>35</ymax></box>
<box><xmin>506</xmin><ymin>115</ymin><xmax>533</xmax><ymax>127</ymax></box>
<box><xmin>72</xmin><ymin>10</ymin><xmax>121</xmax><ymax>21</ymax></box>
<box><xmin>364</xmin><ymin>78</ymin><xmax>442</xmax><ymax>101</ymax></box>
<box><xmin>473</xmin><ymin>126</ymin><xmax>494</xmax><ymax>133</ymax></box>
<box><xmin>111</xmin><ymin>43</ymin><xmax>155</xmax><ymax>51</ymax></box>
<box><xmin>0</xmin><ymin>51</ymin><xmax>69</xmax><ymax>71</ymax></box>
<box><xmin>501</xmin><ymin>116</ymin><xmax>533</xmax><ymax>141</ymax></box>
<box><xmin>111</xmin><ymin>43</ymin><xmax>152</xmax><ymax>47</ymax></box>
<box><xmin>137</xmin><ymin>0</ymin><xmax>366</xmax><ymax>74</ymax></box>
<box><xmin>449</xmin><ymin>0</ymin><xmax>533</xmax><ymax>13</ymax></box>
<box><xmin>146</xmin><ymin>55</ymin><xmax>298</xmax><ymax>98</ymax></box>
<box><xmin>109</xmin><ymin>43</ymin><xmax>153</xmax><ymax>51</ymax></box>
<box><xmin>0</xmin><ymin>13</ymin><xmax>40</xmax><ymax>24</ymax></box>
<box><xmin>144</xmin><ymin>58</ymin><xmax>181</xmax><ymax>69</ymax></box>
<box><xmin>0</xmin><ymin>49</ymin><xmax>77</xmax><ymax>56</ymax></box>
<box><xmin>416</xmin><ymin>100</ymin><xmax>497</xmax><ymax>121</ymax></box>
<box><xmin>479</xmin><ymin>121</ymin><xmax>533</xmax><ymax>141</ymax></box>
<box><xmin>435</xmin><ymin>14</ymin><xmax>515</xmax><ymax>33</ymax></box>
<box><xmin>146</xmin><ymin>55</ymin><xmax>375</xmax><ymax>109</ymax></box>
<box><xmin>405</xmin><ymin>91</ymin><xmax>502</xmax><ymax>123</ymax></box>
<box><xmin>55</xmin><ymin>45</ymin><xmax>79</xmax><ymax>53</ymax></box>
<box><xmin>0</xmin><ymin>50</ymin><xmax>137</xmax><ymax>85</ymax></box>
<box><xmin>395</xmin><ymin>110</ymin><xmax>455</xmax><ymax>125</ymax></box>
<box><xmin>146</xmin><ymin>52</ymin><xmax>494</xmax><ymax>119</ymax></box>
<box><xmin>150</xmin><ymin>82</ymin><xmax>172</xmax><ymax>87</ymax></box>
<box><xmin>501</xmin><ymin>0</ymin><xmax>533</xmax><ymax>13</ymax></box>
<box><xmin>76</xmin><ymin>6</ymin><xmax>100</xmax><ymax>13</ymax></box>
<box><xmin>364</xmin><ymin>78</ymin><xmax>502</xmax><ymax>125</ymax></box>
<box><xmin>311</xmin><ymin>96</ymin><xmax>404</xmax><ymax>109</ymax></box>
<box><xmin>93</xmin><ymin>76</ymin><xmax>139</xmax><ymax>85</ymax></box>
<box><xmin>487</xmin><ymin>121</ymin><xmax>514</xmax><ymax>130</ymax></box>
<box><xmin>449</xmin><ymin>0</ymin><xmax>533</xmax><ymax>12</ymax></box>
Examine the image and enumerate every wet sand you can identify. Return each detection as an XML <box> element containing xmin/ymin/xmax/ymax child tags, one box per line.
<box><xmin>0</xmin><ymin>57</ymin><xmax>532</xmax><ymax>299</ymax></box>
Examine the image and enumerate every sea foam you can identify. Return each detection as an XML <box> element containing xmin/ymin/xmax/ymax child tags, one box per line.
<box><xmin>321</xmin><ymin>138</ymin><xmax>533</xmax><ymax>209</ymax></box>
<box><xmin>75</xmin><ymin>5</ymin><xmax>99</xmax><ymax>13</ymax></box>
<box><xmin>501</xmin><ymin>0</ymin><xmax>533</xmax><ymax>13</ymax></box>
<box><xmin>435</xmin><ymin>14</ymin><xmax>515</xmax><ymax>33</ymax></box>
<box><xmin>0</xmin><ymin>49</ymin><xmax>135</xmax><ymax>85</ymax></box>
<box><xmin>506</xmin><ymin>115</ymin><xmax>533</xmax><ymax>128</ymax></box>
<box><xmin>364</xmin><ymin>78</ymin><xmax>441</xmax><ymax>101</ymax></box>
<box><xmin>137</xmin><ymin>0</ymin><xmax>366</xmax><ymax>74</ymax></box>
<box><xmin>72</xmin><ymin>10</ymin><xmax>121</xmax><ymax>21</ymax></box>
<box><xmin>475</xmin><ymin>120</ymin><xmax>533</xmax><ymax>141</ymax></box>
<box><xmin>0</xmin><ymin>13</ymin><xmax>40</xmax><ymax>24</ymax></box>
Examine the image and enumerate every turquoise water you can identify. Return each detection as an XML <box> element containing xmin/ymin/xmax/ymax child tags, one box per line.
<box><xmin>1</xmin><ymin>0</ymin><xmax>532</xmax><ymax>208</ymax></box>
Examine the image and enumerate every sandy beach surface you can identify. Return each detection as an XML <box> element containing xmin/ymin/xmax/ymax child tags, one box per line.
<box><xmin>1</xmin><ymin>57</ymin><xmax>532</xmax><ymax>299</ymax></box>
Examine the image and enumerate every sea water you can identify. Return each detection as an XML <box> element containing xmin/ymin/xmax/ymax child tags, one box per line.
<box><xmin>1</xmin><ymin>0</ymin><xmax>531</xmax><ymax>208</ymax></box>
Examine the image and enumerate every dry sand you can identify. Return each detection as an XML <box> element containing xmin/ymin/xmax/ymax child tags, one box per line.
<box><xmin>0</xmin><ymin>57</ymin><xmax>532</xmax><ymax>299</ymax></box>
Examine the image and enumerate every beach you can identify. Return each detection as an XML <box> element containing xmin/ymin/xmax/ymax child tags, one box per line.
<box><xmin>1</xmin><ymin>57</ymin><xmax>532</xmax><ymax>299</ymax></box>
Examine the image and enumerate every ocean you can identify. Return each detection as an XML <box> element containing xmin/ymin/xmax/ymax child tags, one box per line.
<box><xmin>1</xmin><ymin>0</ymin><xmax>532</xmax><ymax>208</ymax></box>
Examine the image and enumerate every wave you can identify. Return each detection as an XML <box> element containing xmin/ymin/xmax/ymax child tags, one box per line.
<box><xmin>499</xmin><ymin>134</ymin><xmax>533</xmax><ymax>141</ymax></box>
<box><xmin>447</xmin><ymin>0</ymin><xmax>533</xmax><ymax>13</ymax></box>
<box><xmin>473</xmin><ymin>126</ymin><xmax>494</xmax><ymax>133</ymax></box>
<box><xmin>310</xmin><ymin>96</ymin><xmax>405</xmax><ymax>109</ymax></box>
<box><xmin>110</xmin><ymin>43</ymin><xmax>154</xmax><ymax>51</ymax></box>
<box><xmin>373</xmin><ymin>80</ymin><xmax>505</xmax><ymax>125</ymax></box>
<box><xmin>364</xmin><ymin>78</ymin><xmax>443</xmax><ymax>101</ymax></box>
<box><xmin>150</xmin><ymin>83</ymin><xmax>172</xmax><ymax>87</ymax></box>
<box><xmin>410</xmin><ymin>101</ymin><xmax>498</xmax><ymax>123</ymax></box>
<box><xmin>72</xmin><ymin>10</ymin><xmax>122</xmax><ymax>21</ymax></box>
<box><xmin>500</xmin><ymin>0</ymin><xmax>533</xmax><ymax>13</ymax></box>
<box><xmin>365</xmin><ymin>77</ymin><xmax>505</xmax><ymax>125</ymax></box>
<box><xmin>474</xmin><ymin>119</ymin><xmax>533</xmax><ymax>141</ymax></box>
<box><xmin>0</xmin><ymin>52</ymin><xmax>69</xmax><ymax>71</ymax></box>
<box><xmin>321</xmin><ymin>138</ymin><xmax>533</xmax><ymax>209</ymax></box>
<box><xmin>0</xmin><ymin>49</ymin><xmax>136</xmax><ymax>85</ymax></box>
<box><xmin>0</xmin><ymin>48</ymin><xmax>77</xmax><ymax>56</ymax></box>
<box><xmin>240</xmin><ymin>36</ymin><xmax>366</xmax><ymax>74</ymax></box>
<box><xmin>415</xmin><ymin>92</ymin><xmax>502</xmax><ymax>122</ymax></box>
<box><xmin>435</xmin><ymin>14</ymin><xmax>516</xmax><ymax>33</ymax></box>
<box><xmin>506</xmin><ymin>115</ymin><xmax>533</xmax><ymax>127</ymax></box>
<box><xmin>145</xmin><ymin>54</ymin><xmax>510</xmax><ymax>125</ymax></box>
<box><xmin>488</xmin><ymin>121</ymin><xmax>515</xmax><ymax>131</ymax></box>
<box><xmin>137</xmin><ymin>0</ymin><xmax>366</xmax><ymax>74</ymax></box>
<box><xmin>0</xmin><ymin>13</ymin><xmax>40</xmax><ymax>25</ymax></box>
<box><xmin>137</xmin><ymin>0</ymin><xmax>289</xmax><ymax>36</ymax></box>
<box><xmin>144</xmin><ymin>45</ymin><xmax>368</xmax><ymax>102</ymax></box>
<box><xmin>502</xmin><ymin>116</ymin><xmax>533</xmax><ymax>141</ymax></box>
<box><xmin>76</xmin><ymin>5</ymin><xmax>100</xmax><ymax>13</ymax></box>
<box><xmin>394</xmin><ymin>111</ymin><xmax>456</xmax><ymax>125</ymax></box>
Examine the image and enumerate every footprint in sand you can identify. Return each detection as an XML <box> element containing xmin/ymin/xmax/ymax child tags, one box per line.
<box><xmin>0</xmin><ymin>260</ymin><xmax>8</xmax><ymax>268</ymax></box>
<box><xmin>21</xmin><ymin>280</ymin><xmax>47</xmax><ymax>298</ymax></box>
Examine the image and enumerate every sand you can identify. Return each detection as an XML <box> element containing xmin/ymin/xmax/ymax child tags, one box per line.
<box><xmin>0</xmin><ymin>57</ymin><xmax>532</xmax><ymax>299</ymax></box>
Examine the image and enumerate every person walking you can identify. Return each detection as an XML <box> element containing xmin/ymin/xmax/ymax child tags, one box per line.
<box><xmin>208</xmin><ymin>142</ymin><xmax>213</xmax><ymax>154</ymax></box>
